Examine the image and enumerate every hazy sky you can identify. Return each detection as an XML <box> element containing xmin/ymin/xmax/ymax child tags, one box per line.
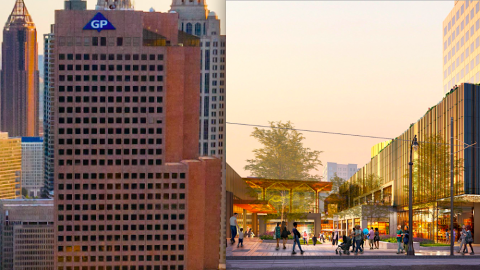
<box><xmin>227</xmin><ymin>1</ymin><xmax>454</xmax><ymax>178</ymax></box>
<box><xmin>0</xmin><ymin>0</ymin><xmax>225</xmax><ymax>48</ymax></box>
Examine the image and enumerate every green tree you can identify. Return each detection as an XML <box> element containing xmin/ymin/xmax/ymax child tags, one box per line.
<box><xmin>245</xmin><ymin>121</ymin><xmax>323</xmax><ymax>180</ymax></box>
<box><xmin>244</xmin><ymin>121</ymin><xmax>323</xmax><ymax>221</ymax></box>
<box><xmin>403</xmin><ymin>134</ymin><xmax>464</xmax><ymax>239</ymax></box>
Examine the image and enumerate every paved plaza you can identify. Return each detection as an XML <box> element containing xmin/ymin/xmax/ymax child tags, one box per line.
<box><xmin>227</xmin><ymin>238</ymin><xmax>479</xmax><ymax>259</ymax></box>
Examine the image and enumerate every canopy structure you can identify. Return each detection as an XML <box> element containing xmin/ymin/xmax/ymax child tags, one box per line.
<box><xmin>243</xmin><ymin>177</ymin><xmax>333</xmax><ymax>214</ymax></box>
<box><xmin>233</xmin><ymin>200</ymin><xmax>277</xmax><ymax>214</ymax></box>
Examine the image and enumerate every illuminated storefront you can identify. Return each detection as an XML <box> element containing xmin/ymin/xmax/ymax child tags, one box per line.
<box><xmin>337</xmin><ymin>84</ymin><xmax>480</xmax><ymax>243</ymax></box>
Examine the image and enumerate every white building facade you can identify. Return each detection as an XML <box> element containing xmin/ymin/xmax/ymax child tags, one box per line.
<box><xmin>323</xmin><ymin>162</ymin><xmax>358</xmax><ymax>181</ymax></box>
<box><xmin>21</xmin><ymin>137</ymin><xmax>44</xmax><ymax>197</ymax></box>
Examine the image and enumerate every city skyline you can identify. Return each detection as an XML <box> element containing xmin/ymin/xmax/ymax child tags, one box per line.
<box><xmin>0</xmin><ymin>0</ymin><xmax>225</xmax><ymax>53</ymax></box>
<box><xmin>227</xmin><ymin>1</ymin><xmax>455</xmax><ymax>177</ymax></box>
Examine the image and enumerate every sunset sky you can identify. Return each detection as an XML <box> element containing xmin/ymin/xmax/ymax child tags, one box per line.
<box><xmin>0</xmin><ymin>0</ymin><xmax>225</xmax><ymax>48</ymax></box>
<box><xmin>226</xmin><ymin>1</ymin><xmax>454</xmax><ymax>177</ymax></box>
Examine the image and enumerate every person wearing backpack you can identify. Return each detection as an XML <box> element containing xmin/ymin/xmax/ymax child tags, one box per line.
<box><xmin>462</xmin><ymin>225</ymin><xmax>474</xmax><ymax>255</ymax></box>
<box><xmin>403</xmin><ymin>226</ymin><xmax>409</xmax><ymax>254</ymax></box>
<box><xmin>280</xmin><ymin>222</ymin><xmax>290</xmax><ymax>249</ymax></box>
<box><xmin>292</xmin><ymin>222</ymin><xmax>305</xmax><ymax>255</ymax></box>
<box><xmin>457</xmin><ymin>225</ymin><xmax>466</xmax><ymax>253</ymax></box>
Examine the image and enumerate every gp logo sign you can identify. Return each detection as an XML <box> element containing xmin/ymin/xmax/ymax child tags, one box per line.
<box><xmin>83</xmin><ymin>13</ymin><xmax>115</xmax><ymax>32</ymax></box>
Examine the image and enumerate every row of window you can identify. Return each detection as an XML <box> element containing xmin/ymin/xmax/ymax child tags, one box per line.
<box><xmin>58</xmin><ymin>75</ymin><xmax>164</xmax><ymax>82</ymax></box>
<box><xmin>57</xmin><ymin>265</ymin><xmax>184</xmax><ymax>270</ymax></box>
<box><xmin>59</xmin><ymin>64</ymin><xmax>164</xmax><ymax>72</ymax></box>
<box><xmin>59</xmin><ymin>85</ymin><xmax>163</xmax><ymax>93</ymax></box>
<box><xmin>58</xmin><ymin>159</ymin><xmax>162</xmax><ymax>166</ymax></box>
<box><xmin>59</xmin><ymin>53</ymin><xmax>163</xmax><ymax>61</ymax></box>
<box><xmin>58</xmin><ymin>182</ymin><xmax>184</xmax><ymax>189</ymax></box>
<box><xmin>59</xmin><ymin>148</ymin><xmax>162</xmax><ymax>156</ymax></box>
<box><xmin>58</xmin><ymin>234</ymin><xmax>183</xmax><ymax>242</ymax></box>
<box><xmin>58</xmin><ymin>217</ymin><xmax>185</xmax><ymax>228</ymax></box>
<box><xmin>57</xmin><ymin>138</ymin><xmax>161</xmax><ymax>146</ymax></box>
<box><xmin>58</xmin><ymin>116</ymin><xmax>162</xmax><ymax>124</ymax></box>
<box><xmin>59</xmin><ymin>244</ymin><xmax>184</xmax><ymax>252</ymax></box>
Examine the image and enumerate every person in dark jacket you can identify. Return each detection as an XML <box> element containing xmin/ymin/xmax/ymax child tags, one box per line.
<box><xmin>292</xmin><ymin>222</ymin><xmax>304</xmax><ymax>255</ymax></box>
<box><xmin>280</xmin><ymin>222</ymin><xmax>290</xmax><ymax>249</ymax></box>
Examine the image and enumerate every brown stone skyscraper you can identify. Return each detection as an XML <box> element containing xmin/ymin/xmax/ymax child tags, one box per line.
<box><xmin>53</xmin><ymin>7</ymin><xmax>221</xmax><ymax>270</ymax></box>
<box><xmin>1</xmin><ymin>0</ymin><xmax>39</xmax><ymax>137</ymax></box>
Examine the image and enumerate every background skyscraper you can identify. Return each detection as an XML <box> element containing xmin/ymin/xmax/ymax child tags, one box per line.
<box><xmin>443</xmin><ymin>1</ymin><xmax>480</xmax><ymax>93</ymax></box>
<box><xmin>0</xmin><ymin>132</ymin><xmax>21</xmax><ymax>199</ymax></box>
<box><xmin>0</xmin><ymin>199</ymin><xmax>54</xmax><ymax>269</ymax></box>
<box><xmin>21</xmin><ymin>137</ymin><xmax>44</xmax><ymax>197</ymax></box>
<box><xmin>1</xmin><ymin>0</ymin><xmax>39</xmax><ymax>137</ymax></box>
<box><xmin>169</xmin><ymin>1</ymin><xmax>226</xmax><ymax>266</ymax></box>
<box><xmin>53</xmin><ymin>5</ymin><xmax>221</xmax><ymax>270</ymax></box>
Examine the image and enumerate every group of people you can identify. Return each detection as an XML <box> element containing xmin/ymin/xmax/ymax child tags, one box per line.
<box><xmin>395</xmin><ymin>225</ymin><xmax>411</xmax><ymax>254</ymax></box>
<box><xmin>229</xmin><ymin>213</ymin><xmax>253</xmax><ymax>248</ymax></box>
<box><xmin>346</xmin><ymin>226</ymin><xmax>381</xmax><ymax>255</ymax></box>
<box><xmin>458</xmin><ymin>225</ymin><xmax>475</xmax><ymax>255</ymax></box>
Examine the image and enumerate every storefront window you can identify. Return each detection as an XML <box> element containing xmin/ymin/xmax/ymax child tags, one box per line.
<box><xmin>296</xmin><ymin>219</ymin><xmax>315</xmax><ymax>237</ymax></box>
<box><xmin>367</xmin><ymin>221</ymin><xmax>389</xmax><ymax>235</ymax></box>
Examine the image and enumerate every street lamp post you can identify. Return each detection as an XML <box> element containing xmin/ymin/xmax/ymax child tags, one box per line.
<box><xmin>408</xmin><ymin>135</ymin><xmax>419</xmax><ymax>256</ymax></box>
<box><xmin>450</xmin><ymin>117</ymin><xmax>454</xmax><ymax>256</ymax></box>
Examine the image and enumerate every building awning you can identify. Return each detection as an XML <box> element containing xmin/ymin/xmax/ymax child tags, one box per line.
<box><xmin>244</xmin><ymin>177</ymin><xmax>332</xmax><ymax>193</ymax></box>
<box><xmin>234</xmin><ymin>200</ymin><xmax>277</xmax><ymax>214</ymax></box>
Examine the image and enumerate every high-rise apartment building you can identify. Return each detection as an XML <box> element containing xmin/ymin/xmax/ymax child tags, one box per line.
<box><xmin>0</xmin><ymin>199</ymin><xmax>54</xmax><ymax>269</ymax></box>
<box><xmin>53</xmin><ymin>6</ymin><xmax>221</xmax><ymax>270</ymax></box>
<box><xmin>21</xmin><ymin>137</ymin><xmax>44</xmax><ymax>197</ymax></box>
<box><xmin>443</xmin><ymin>1</ymin><xmax>480</xmax><ymax>94</ymax></box>
<box><xmin>0</xmin><ymin>132</ymin><xmax>22</xmax><ymax>199</ymax></box>
<box><xmin>1</xmin><ymin>0</ymin><xmax>39</xmax><ymax>137</ymax></box>
<box><xmin>168</xmin><ymin>1</ymin><xmax>226</xmax><ymax>266</ymax></box>
<box><xmin>43</xmin><ymin>26</ymin><xmax>55</xmax><ymax>198</ymax></box>
<box><xmin>322</xmin><ymin>162</ymin><xmax>357</xmax><ymax>181</ymax></box>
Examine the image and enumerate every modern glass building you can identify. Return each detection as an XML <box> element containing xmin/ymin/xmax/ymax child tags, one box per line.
<box><xmin>0</xmin><ymin>132</ymin><xmax>22</xmax><ymax>199</ymax></box>
<box><xmin>338</xmin><ymin>83</ymin><xmax>480</xmax><ymax>244</ymax></box>
<box><xmin>21</xmin><ymin>137</ymin><xmax>44</xmax><ymax>197</ymax></box>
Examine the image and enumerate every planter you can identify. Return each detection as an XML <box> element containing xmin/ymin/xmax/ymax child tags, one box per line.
<box><xmin>379</xmin><ymin>241</ymin><xmax>420</xmax><ymax>250</ymax></box>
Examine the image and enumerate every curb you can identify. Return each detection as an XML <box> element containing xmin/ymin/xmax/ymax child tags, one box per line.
<box><xmin>226</xmin><ymin>255</ymin><xmax>479</xmax><ymax>260</ymax></box>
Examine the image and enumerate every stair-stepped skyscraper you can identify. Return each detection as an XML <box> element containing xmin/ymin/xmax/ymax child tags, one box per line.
<box><xmin>169</xmin><ymin>1</ymin><xmax>226</xmax><ymax>267</ymax></box>
<box><xmin>1</xmin><ymin>0</ymin><xmax>39</xmax><ymax>137</ymax></box>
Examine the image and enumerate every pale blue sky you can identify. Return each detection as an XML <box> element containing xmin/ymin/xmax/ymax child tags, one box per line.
<box><xmin>227</xmin><ymin>1</ymin><xmax>455</xmax><ymax>177</ymax></box>
<box><xmin>0</xmin><ymin>0</ymin><xmax>225</xmax><ymax>48</ymax></box>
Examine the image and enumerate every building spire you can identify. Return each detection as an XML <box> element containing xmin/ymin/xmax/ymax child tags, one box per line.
<box><xmin>5</xmin><ymin>0</ymin><xmax>34</xmax><ymax>28</ymax></box>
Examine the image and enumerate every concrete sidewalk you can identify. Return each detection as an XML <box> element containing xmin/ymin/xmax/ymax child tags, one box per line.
<box><xmin>227</xmin><ymin>258</ymin><xmax>480</xmax><ymax>269</ymax></box>
<box><xmin>227</xmin><ymin>238</ymin><xmax>479</xmax><ymax>259</ymax></box>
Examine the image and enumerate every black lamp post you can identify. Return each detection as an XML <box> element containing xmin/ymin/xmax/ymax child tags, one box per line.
<box><xmin>408</xmin><ymin>135</ymin><xmax>419</xmax><ymax>256</ymax></box>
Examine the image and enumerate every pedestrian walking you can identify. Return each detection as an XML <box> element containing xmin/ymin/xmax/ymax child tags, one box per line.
<box><xmin>280</xmin><ymin>222</ymin><xmax>290</xmax><ymax>249</ymax></box>
<box><xmin>350</xmin><ymin>227</ymin><xmax>356</xmax><ymax>252</ymax></box>
<box><xmin>403</xmin><ymin>226</ymin><xmax>409</xmax><ymax>253</ymax></box>
<box><xmin>247</xmin><ymin>228</ymin><xmax>252</xmax><ymax>238</ymax></box>
<box><xmin>396</xmin><ymin>225</ymin><xmax>404</xmax><ymax>254</ymax></box>
<box><xmin>354</xmin><ymin>225</ymin><xmax>364</xmax><ymax>255</ymax></box>
<box><xmin>331</xmin><ymin>231</ymin><xmax>335</xmax><ymax>245</ymax></box>
<box><xmin>312</xmin><ymin>234</ymin><xmax>318</xmax><ymax>246</ymax></box>
<box><xmin>303</xmin><ymin>231</ymin><xmax>308</xmax><ymax>245</ymax></box>
<box><xmin>374</xmin><ymin>228</ymin><xmax>380</xmax><ymax>249</ymax></box>
<box><xmin>292</xmin><ymin>222</ymin><xmax>305</xmax><ymax>255</ymax></box>
<box><xmin>230</xmin><ymin>213</ymin><xmax>238</xmax><ymax>245</ymax></box>
<box><xmin>462</xmin><ymin>225</ymin><xmax>475</xmax><ymax>255</ymax></box>
<box><xmin>457</xmin><ymin>225</ymin><xmax>466</xmax><ymax>253</ymax></box>
<box><xmin>237</xmin><ymin>228</ymin><xmax>244</xmax><ymax>247</ymax></box>
<box><xmin>334</xmin><ymin>229</ymin><xmax>339</xmax><ymax>245</ymax></box>
<box><xmin>446</xmin><ymin>229</ymin><xmax>450</xmax><ymax>243</ymax></box>
<box><xmin>275</xmin><ymin>222</ymin><xmax>282</xmax><ymax>250</ymax></box>
<box><xmin>368</xmin><ymin>227</ymin><xmax>375</xmax><ymax>250</ymax></box>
